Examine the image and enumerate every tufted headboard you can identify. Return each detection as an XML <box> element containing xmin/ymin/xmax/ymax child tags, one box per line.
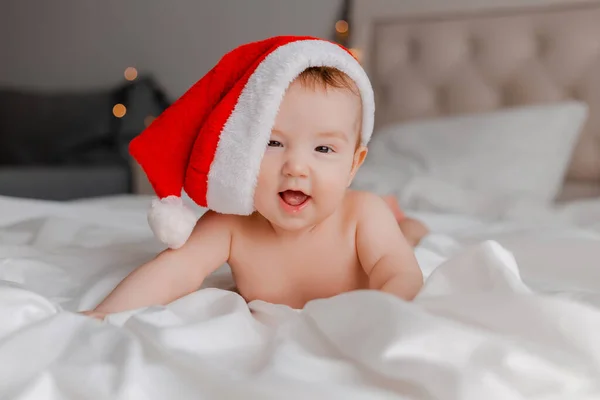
<box><xmin>350</xmin><ymin>0</ymin><xmax>600</xmax><ymax>197</ymax></box>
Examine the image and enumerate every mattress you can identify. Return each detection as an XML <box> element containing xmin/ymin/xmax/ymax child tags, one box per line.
<box><xmin>1</xmin><ymin>193</ymin><xmax>600</xmax><ymax>399</ymax></box>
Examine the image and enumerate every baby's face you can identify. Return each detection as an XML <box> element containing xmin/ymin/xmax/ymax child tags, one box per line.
<box><xmin>254</xmin><ymin>79</ymin><xmax>367</xmax><ymax>231</ymax></box>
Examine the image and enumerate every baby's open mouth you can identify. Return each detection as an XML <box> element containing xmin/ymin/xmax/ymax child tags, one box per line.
<box><xmin>279</xmin><ymin>190</ymin><xmax>310</xmax><ymax>207</ymax></box>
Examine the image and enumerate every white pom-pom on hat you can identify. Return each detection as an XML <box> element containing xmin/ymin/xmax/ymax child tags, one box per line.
<box><xmin>148</xmin><ymin>196</ymin><xmax>197</xmax><ymax>249</ymax></box>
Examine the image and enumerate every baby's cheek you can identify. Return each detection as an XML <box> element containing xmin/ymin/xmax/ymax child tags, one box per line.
<box><xmin>253</xmin><ymin>179</ymin><xmax>271</xmax><ymax>205</ymax></box>
<box><xmin>256</xmin><ymin>157</ymin><xmax>278</xmax><ymax>189</ymax></box>
<box><xmin>316</xmin><ymin>169</ymin><xmax>350</xmax><ymax>198</ymax></box>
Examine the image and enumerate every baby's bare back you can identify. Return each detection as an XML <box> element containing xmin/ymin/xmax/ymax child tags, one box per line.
<box><xmin>228</xmin><ymin>206</ymin><xmax>369</xmax><ymax>309</ymax></box>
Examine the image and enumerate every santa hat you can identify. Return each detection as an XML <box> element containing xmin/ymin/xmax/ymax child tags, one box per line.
<box><xmin>129</xmin><ymin>35</ymin><xmax>375</xmax><ymax>249</ymax></box>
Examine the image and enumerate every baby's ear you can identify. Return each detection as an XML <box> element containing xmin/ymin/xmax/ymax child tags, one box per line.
<box><xmin>348</xmin><ymin>145</ymin><xmax>368</xmax><ymax>186</ymax></box>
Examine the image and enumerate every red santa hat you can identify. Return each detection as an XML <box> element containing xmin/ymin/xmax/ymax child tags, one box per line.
<box><xmin>129</xmin><ymin>35</ymin><xmax>375</xmax><ymax>249</ymax></box>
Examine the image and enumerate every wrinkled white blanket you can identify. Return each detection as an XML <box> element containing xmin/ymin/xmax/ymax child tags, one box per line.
<box><xmin>1</xmin><ymin>195</ymin><xmax>600</xmax><ymax>399</ymax></box>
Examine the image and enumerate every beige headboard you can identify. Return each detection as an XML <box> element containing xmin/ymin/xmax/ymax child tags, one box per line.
<box><xmin>350</xmin><ymin>0</ymin><xmax>600</xmax><ymax>194</ymax></box>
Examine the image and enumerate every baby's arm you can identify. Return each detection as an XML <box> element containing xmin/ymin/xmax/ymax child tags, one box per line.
<box><xmin>86</xmin><ymin>210</ymin><xmax>232</xmax><ymax>317</ymax></box>
<box><xmin>356</xmin><ymin>193</ymin><xmax>424</xmax><ymax>301</ymax></box>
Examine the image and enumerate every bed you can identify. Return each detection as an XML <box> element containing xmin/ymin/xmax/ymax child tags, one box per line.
<box><xmin>3</xmin><ymin>1</ymin><xmax>600</xmax><ymax>399</ymax></box>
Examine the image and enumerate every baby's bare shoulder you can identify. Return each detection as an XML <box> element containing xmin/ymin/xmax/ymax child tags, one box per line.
<box><xmin>189</xmin><ymin>209</ymin><xmax>242</xmax><ymax>237</ymax></box>
<box><xmin>197</xmin><ymin>210</ymin><xmax>266</xmax><ymax>237</ymax></box>
<box><xmin>196</xmin><ymin>209</ymin><xmax>237</xmax><ymax>225</ymax></box>
<box><xmin>344</xmin><ymin>190</ymin><xmax>391</xmax><ymax>220</ymax></box>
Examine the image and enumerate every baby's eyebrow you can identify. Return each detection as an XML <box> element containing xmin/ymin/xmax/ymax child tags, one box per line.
<box><xmin>318</xmin><ymin>131</ymin><xmax>349</xmax><ymax>141</ymax></box>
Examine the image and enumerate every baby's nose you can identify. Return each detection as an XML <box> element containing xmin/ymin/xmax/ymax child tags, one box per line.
<box><xmin>282</xmin><ymin>154</ymin><xmax>309</xmax><ymax>177</ymax></box>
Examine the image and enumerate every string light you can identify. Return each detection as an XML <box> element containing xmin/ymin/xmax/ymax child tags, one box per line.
<box><xmin>335</xmin><ymin>20</ymin><xmax>349</xmax><ymax>34</ymax></box>
<box><xmin>349</xmin><ymin>48</ymin><xmax>362</xmax><ymax>62</ymax></box>
<box><xmin>112</xmin><ymin>103</ymin><xmax>127</xmax><ymax>118</ymax></box>
<box><xmin>124</xmin><ymin>67</ymin><xmax>138</xmax><ymax>81</ymax></box>
<box><xmin>144</xmin><ymin>115</ymin><xmax>156</xmax><ymax>127</ymax></box>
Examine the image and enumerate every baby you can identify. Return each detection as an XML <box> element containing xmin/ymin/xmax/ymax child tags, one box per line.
<box><xmin>83</xmin><ymin>36</ymin><xmax>424</xmax><ymax>319</ymax></box>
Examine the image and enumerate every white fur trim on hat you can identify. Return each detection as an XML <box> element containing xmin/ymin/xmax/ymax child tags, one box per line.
<box><xmin>148</xmin><ymin>195</ymin><xmax>197</xmax><ymax>249</ymax></box>
<box><xmin>206</xmin><ymin>39</ymin><xmax>375</xmax><ymax>215</ymax></box>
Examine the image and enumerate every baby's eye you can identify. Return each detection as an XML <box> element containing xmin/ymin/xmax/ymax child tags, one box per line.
<box><xmin>315</xmin><ymin>146</ymin><xmax>333</xmax><ymax>153</ymax></box>
<box><xmin>268</xmin><ymin>140</ymin><xmax>282</xmax><ymax>147</ymax></box>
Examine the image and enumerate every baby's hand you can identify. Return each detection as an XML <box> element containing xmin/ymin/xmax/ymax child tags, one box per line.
<box><xmin>80</xmin><ymin>310</ymin><xmax>108</xmax><ymax>321</ymax></box>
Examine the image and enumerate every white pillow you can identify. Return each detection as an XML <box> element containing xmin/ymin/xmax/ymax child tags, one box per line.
<box><xmin>353</xmin><ymin>101</ymin><xmax>589</xmax><ymax>204</ymax></box>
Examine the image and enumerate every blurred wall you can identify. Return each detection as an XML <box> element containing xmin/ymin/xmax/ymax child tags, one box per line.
<box><xmin>0</xmin><ymin>0</ymin><xmax>343</xmax><ymax>98</ymax></box>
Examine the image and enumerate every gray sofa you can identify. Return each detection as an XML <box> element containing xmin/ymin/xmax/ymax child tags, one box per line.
<box><xmin>0</xmin><ymin>166</ymin><xmax>130</xmax><ymax>201</ymax></box>
<box><xmin>0</xmin><ymin>77</ymin><xmax>169</xmax><ymax>200</ymax></box>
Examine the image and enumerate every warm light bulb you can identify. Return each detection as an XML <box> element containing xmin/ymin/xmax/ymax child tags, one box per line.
<box><xmin>349</xmin><ymin>48</ymin><xmax>362</xmax><ymax>62</ymax></box>
<box><xmin>144</xmin><ymin>115</ymin><xmax>156</xmax><ymax>127</ymax></box>
<box><xmin>124</xmin><ymin>67</ymin><xmax>138</xmax><ymax>81</ymax></box>
<box><xmin>113</xmin><ymin>103</ymin><xmax>127</xmax><ymax>118</ymax></box>
<box><xmin>335</xmin><ymin>20</ymin><xmax>349</xmax><ymax>34</ymax></box>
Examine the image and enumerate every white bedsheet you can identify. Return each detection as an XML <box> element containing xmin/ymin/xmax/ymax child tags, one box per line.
<box><xmin>1</xmin><ymin>194</ymin><xmax>600</xmax><ymax>399</ymax></box>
